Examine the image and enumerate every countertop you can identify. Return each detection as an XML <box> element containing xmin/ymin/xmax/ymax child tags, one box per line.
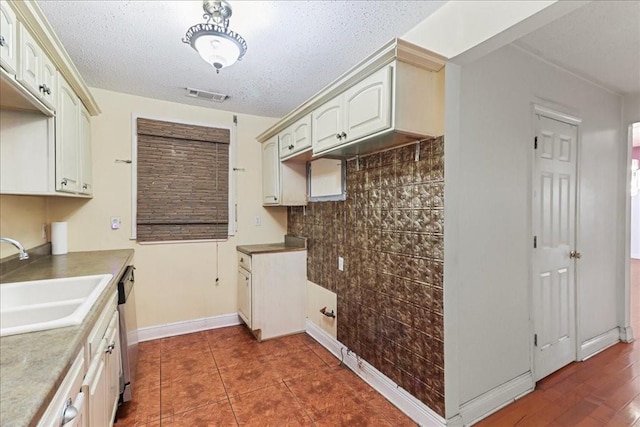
<box><xmin>0</xmin><ymin>249</ymin><xmax>134</xmax><ymax>427</ymax></box>
<box><xmin>236</xmin><ymin>235</ymin><xmax>307</xmax><ymax>255</ymax></box>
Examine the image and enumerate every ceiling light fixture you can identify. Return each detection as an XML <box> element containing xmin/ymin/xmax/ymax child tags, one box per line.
<box><xmin>183</xmin><ymin>0</ymin><xmax>247</xmax><ymax>74</ymax></box>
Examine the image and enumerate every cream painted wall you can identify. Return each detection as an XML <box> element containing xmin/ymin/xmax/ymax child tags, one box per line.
<box><xmin>306</xmin><ymin>281</ymin><xmax>337</xmax><ymax>338</ymax></box>
<box><xmin>444</xmin><ymin>44</ymin><xmax>624</xmax><ymax>415</ymax></box>
<box><xmin>0</xmin><ymin>195</ymin><xmax>48</xmax><ymax>258</ymax></box>
<box><xmin>47</xmin><ymin>88</ymin><xmax>285</xmax><ymax>328</ymax></box>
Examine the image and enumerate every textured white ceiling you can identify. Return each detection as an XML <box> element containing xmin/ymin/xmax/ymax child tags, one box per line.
<box><xmin>515</xmin><ymin>1</ymin><xmax>640</xmax><ymax>96</ymax></box>
<box><xmin>37</xmin><ymin>1</ymin><xmax>446</xmax><ymax>118</ymax></box>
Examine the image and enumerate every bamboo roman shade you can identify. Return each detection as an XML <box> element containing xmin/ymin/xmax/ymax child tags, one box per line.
<box><xmin>136</xmin><ymin>118</ymin><xmax>230</xmax><ymax>242</ymax></box>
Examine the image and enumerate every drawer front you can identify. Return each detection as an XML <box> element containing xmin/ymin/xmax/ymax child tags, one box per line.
<box><xmin>238</xmin><ymin>252</ymin><xmax>251</xmax><ymax>272</ymax></box>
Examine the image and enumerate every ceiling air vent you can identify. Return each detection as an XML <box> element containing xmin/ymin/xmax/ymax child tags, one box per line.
<box><xmin>185</xmin><ymin>87</ymin><xmax>228</xmax><ymax>103</ymax></box>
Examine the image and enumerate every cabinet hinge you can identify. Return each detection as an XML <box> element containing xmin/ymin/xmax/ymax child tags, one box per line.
<box><xmin>534</xmin><ymin>136</ymin><xmax>538</xmax><ymax>150</ymax></box>
<box><xmin>534</xmin><ymin>334</ymin><xmax>537</xmax><ymax>347</ymax></box>
<box><xmin>533</xmin><ymin>236</ymin><xmax>537</xmax><ymax>248</ymax></box>
<box><xmin>233</xmin><ymin>115</ymin><xmax>238</xmax><ymax>125</ymax></box>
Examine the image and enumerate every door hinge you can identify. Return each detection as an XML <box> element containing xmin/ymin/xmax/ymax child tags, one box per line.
<box><xmin>534</xmin><ymin>136</ymin><xmax>538</xmax><ymax>149</ymax></box>
<box><xmin>533</xmin><ymin>236</ymin><xmax>537</xmax><ymax>248</ymax></box>
<box><xmin>534</xmin><ymin>334</ymin><xmax>537</xmax><ymax>347</ymax></box>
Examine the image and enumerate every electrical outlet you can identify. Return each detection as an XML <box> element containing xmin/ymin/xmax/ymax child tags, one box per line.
<box><xmin>110</xmin><ymin>217</ymin><xmax>121</xmax><ymax>230</ymax></box>
<box><xmin>254</xmin><ymin>216</ymin><xmax>261</xmax><ymax>226</ymax></box>
<box><xmin>338</xmin><ymin>256</ymin><xmax>344</xmax><ymax>271</ymax></box>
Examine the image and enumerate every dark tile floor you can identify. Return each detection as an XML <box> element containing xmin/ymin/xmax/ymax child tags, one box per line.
<box><xmin>116</xmin><ymin>326</ymin><xmax>417</xmax><ymax>426</ymax></box>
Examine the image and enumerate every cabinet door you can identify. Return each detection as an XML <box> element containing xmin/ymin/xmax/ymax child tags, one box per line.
<box><xmin>0</xmin><ymin>1</ymin><xmax>18</xmax><ymax>74</ymax></box>
<box><xmin>237</xmin><ymin>268</ymin><xmax>251</xmax><ymax>326</ymax></box>
<box><xmin>312</xmin><ymin>96</ymin><xmax>342</xmax><ymax>154</ymax></box>
<box><xmin>262</xmin><ymin>136</ymin><xmax>280</xmax><ymax>205</ymax></box>
<box><xmin>84</xmin><ymin>340</ymin><xmax>108</xmax><ymax>427</ymax></box>
<box><xmin>40</xmin><ymin>55</ymin><xmax>57</xmax><ymax>109</ymax></box>
<box><xmin>105</xmin><ymin>313</ymin><xmax>121</xmax><ymax>423</ymax></box>
<box><xmin>56</xmin><ymin>77</ymin><xmax>81</xmax><ymax>193</ymax></box>
<box><xmin>279</xmin><ymin>127</ymin><xmax>294</xmax><ymax>159</ymax></box>
<box><xmin>17</xmin><ymin>23</ymin><xmax>41</xmax><ymax>97</ymax></box>
<box><xmin>343</xmin><ymin>65</ymin><xmax>392</xmax><ymax>142</ymax></box>
<box><xmin>79</xmin><ymin>106</ymin><xmax>93</xmax><ymax>195</ymax></box>
<box><xmin>292</xmin><ymin>114</ymin><xmax>311</xmax><ymax>153</ymax></box>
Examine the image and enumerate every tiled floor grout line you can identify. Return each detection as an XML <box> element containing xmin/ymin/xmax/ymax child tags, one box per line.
<box><xmin>204</xmin><ymin>334</ymin><xmax>241</xmax><ymax>427</ymax></box>
<box><xmin>282</xmin><ymin>377</ymin><xmax>319</xmax><ymax>427</ymax></box>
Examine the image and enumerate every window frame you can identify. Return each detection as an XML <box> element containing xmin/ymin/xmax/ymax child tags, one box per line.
<box><xmin>130</xmin><ymin>113</ymin><xmax>237</xmax><ymax>243</ymax></box>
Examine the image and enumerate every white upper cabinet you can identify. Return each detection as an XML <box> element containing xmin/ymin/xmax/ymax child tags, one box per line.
<box><xmin>262</xmin><ymin>134</ymin><xmax>307</xmax><ymax>207</ymax></box>
<box><xmin>279</xmin><ymin>114</ymin><xmax>311</xmax><ymax>160</ymax></box>
<box><xmin>56</xmin><ymin>77</ymin><xmax>80</xmax><ymax>193</ymax></box>
<box><xmin>79</xmin><ymin>106</ymin><xmax>92</xmax><ymax>195</ymax></box>
<box><xmin>17</xmin><ymin>22</ymin><xmax>40</xmax><ymax>94</ymax></box>
<box><xmin>262</xmin><ymin>136</ymin><xmax>280</xmax><ymax>205</ymax></box>
<box><xmin>0</xmin><ymin>0</ymin><xmax>18</xmax><ymax>74</ymax></box>
<box><xmin>313</xmin><ymin>65</ymin><xmax>391</xmax><ymax>155</ymax></box>
<box><xmin>17</xmin><ymin>22</ymin><xmax>57</xmax><ymax>109</ymax></box>
<box><xmin>312</xmin><ymin>97</ymin><xmax>343</xmax><ymax>153</ymax></box>
<box><xmin>343</xmin><ymin>66</ymin><xmax>391</xmax><ymax>142</ymax></box>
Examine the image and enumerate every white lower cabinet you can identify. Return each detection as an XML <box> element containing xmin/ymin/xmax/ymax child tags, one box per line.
<box><xmin>37</xmin><ymin>349</ymin><xmax>86</xmax><ymax>427</ymax></box>
<box><xmin>236</xmin><ymin>250</ymin><xmax>307</xmax><ymax>341</ymax></box>
<box><xmin>83</xmin><ymin>295</ymin><xmax>120</xmax><ymax>427</ymax></box>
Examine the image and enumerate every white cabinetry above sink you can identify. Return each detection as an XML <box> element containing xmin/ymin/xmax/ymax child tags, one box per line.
<box><xmin>0</xmin><ymin>0</ymin><xmax>99</xmax><ymax>197</ymax></box>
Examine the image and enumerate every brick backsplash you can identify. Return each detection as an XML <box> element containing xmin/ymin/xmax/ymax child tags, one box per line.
<box><xmin>288</xmin><ymin>136</ymin><xmax>445</xmax><ymax>416</ymax></box>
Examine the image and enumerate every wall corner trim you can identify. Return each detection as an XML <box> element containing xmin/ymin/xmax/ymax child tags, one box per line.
<box><xmin>620</xmin><ymin>326</ymin><xmax>635</xmax><ymax>343</ymax></box>
<box><xmin>137</xmin><ymin>313</ymin><xmax>242</xmax><ymax>342</ymax></box>
<box><xmin>579</xmin><ymin>328</ymin><xmax>621</xmax><ymax>360</ymax></box>
<box><xmin>458</xmin><ymin>372</ymin><xmax>534</xmax><ymax>426</ymax></box>
<box><xmin>305</xmin><ymin>320</ymin><xmax>446</xmax><ymax>427</ymax></box>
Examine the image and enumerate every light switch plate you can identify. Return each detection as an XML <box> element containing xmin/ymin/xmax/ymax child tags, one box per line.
<box><xmin>110</xmin><ymin>217</ymin><xmax>121</xmax><ymax>230</ymax></box>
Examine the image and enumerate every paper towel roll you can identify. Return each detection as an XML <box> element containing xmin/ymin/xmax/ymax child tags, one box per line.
<box><xmin>51</xmin><ymin>222</ymin><xmax>68</xmax><ymax>255</ymax></box>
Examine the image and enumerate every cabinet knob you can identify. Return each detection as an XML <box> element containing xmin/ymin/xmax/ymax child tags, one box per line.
<box><xmin>288</xmin><ymin>144</ymin><xmax>294</xmax><ymax>150</ymax></box>
<box><xmin>82</xmin><ymin>184</ymin><xmax>88</xmax><ymax>190</ymax></box>
<box><xmin>0</xmin><ymin>36</ymin><xmax>5</xmax><ymax>47</ymax></box>
<box><xmin>61</xmin><ymin>398</ymin><xmax>79</xmax><ymax>424</ymax></box>
<box><xmin>341</xmin><ymin>132</ymin><xmax>347</xmax><ymax>139</ymax></box>
<box><xmin>105</xmin><ymin>342</ymin><xmax>115</xmax><ymax>354</ymax></box>
<box><xmin>61</xmin><ymin>178</ymin><xmax>68</xmax><ymax>186</ymax></box>
<box><xmin>45</xmin><ymin>85</ymin><xmax>51</xmax><ymax>95</ymax></box>
<box><xmin>336</xmin><ymin>133</ymin><xmax>342</xmax><ymax>140</ymax></box>
<box><xmin>39</xmin><ymin>84</ymin><xmax>45</xmax><ymax>93</ymax></box>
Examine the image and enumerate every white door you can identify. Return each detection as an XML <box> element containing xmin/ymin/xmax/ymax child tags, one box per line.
<box><xmin>17</xmin><ymin>23</ymin><xmax>41</xmax><ymax>97</ymax></box>
<box><xmin>532</xmin><ymin>113</ymin><xmax>579</xmax><ymax>381</ymax></box>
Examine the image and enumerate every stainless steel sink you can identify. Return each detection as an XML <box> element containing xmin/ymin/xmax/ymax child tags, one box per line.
<box><xmin>0</xmin><ymin>274</ymin><xmax>113</xmax><ymax>337</ymax></box>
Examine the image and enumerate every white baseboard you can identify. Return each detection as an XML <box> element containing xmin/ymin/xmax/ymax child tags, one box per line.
<box><xmin>137</xmin><ymin>313</ymin><xmax>242</xmax><ymax>342</ymax></box>
<box><xmin>305</xmin><ymin>320</ymin><xmax>446</xmax><ymax>427</ymax></box>
<box><xmin>580</xmin><ymin>328</ymin><xmax>621</xmax><ymax>360</ymax></box>
<box><xmin>458</xmin><ymin>372</ymin><xmax>534</xmax><ymax>426</ymax></box>
<box><xmin>620</xmin><ymin>326</ymin><xmax>635</xmax><ymax>343</ymax></box>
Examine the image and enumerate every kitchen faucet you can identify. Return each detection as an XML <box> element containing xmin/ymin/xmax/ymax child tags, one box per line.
<box><xmin>0</xmin><ymin>237</ymin><xmax>29</xmax><ymax>260</ymax></box>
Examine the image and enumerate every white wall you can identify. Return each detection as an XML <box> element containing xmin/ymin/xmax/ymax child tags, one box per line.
<box><xmin>47</xmin><ymin>88</ymin><xmax>286</xmax><ymax>328</ymax></box>
<box><xmin>444</xmin><ymin>44</ymin><xmax>624</xmax><ymax>416</ymax></box>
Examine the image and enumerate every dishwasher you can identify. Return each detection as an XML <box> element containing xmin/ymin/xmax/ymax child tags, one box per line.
<box><xmin>117</xmin><ymin>265</ymin><xmax>138</xmax><ymax>403</ymax></box>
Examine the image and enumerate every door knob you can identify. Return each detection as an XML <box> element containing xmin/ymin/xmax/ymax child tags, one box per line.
<box><xmin>569</xmin><ymin>251</ymin><xmax>582</xmax><ymax>259</ymax></box>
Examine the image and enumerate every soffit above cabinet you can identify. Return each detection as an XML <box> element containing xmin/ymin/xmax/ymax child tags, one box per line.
<box><xmin>256</xmin><ymin>38</ymin><xmax>446</xmax><ymax>144</ymax></box>
<box><xmin>7</xmin><ymin>0</ymin><xmax>100</xmax><ymax>116</ymax></box>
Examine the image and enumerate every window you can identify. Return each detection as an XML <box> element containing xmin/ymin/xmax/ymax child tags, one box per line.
<box><xmin>135</xmin><ymin>118</ymin><xmax>230</xmax><ymax>242</ymax></box>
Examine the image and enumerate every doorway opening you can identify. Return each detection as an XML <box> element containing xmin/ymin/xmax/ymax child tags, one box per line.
<box><xmin>629</xmin><ymin>122</ymin><xmax>639</xmax><ymax>335</ymax></box>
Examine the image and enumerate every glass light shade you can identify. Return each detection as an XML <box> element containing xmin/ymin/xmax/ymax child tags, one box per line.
<box><xmin>194</xmin><ymin>33</ymin><xmax>241</xmax><ymax>71</ymax></box>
